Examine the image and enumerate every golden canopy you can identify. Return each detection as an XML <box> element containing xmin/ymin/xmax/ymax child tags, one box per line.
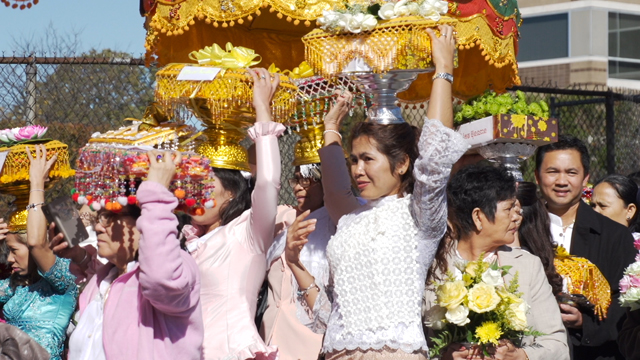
<box><xmin>144</xmin><ymin>0</ymin><xmax>521</xmax><ymax>99</ymax></box>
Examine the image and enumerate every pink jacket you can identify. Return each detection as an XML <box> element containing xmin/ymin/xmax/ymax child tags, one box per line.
<box><xmin>77</xmin><ymin>181</ymin><xmax>204</xmax><ymax>360</ymax></box>
<box><xmin>187</xmin><ymin>122</ymin><xmax>285</xmax><ymax>360</ymax></box>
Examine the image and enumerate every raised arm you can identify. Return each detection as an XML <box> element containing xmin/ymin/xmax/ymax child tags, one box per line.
<box><xmin>25</xmin><ymin>145</ymin><xmax>57</xmax><ymax>273</ymax></box>
<box><xmin>320</xmin><ymin>92</ymin><xmax>361</xmax><ymax>224</ymax></box>
<box><xmin>137</xmin><ymin>150</ymin><xmax>200</xmax><ymax>315</ymax></box>
<box><xmin>245</xmin><ymin>68</ymin><xmax>285</xmax><ymax>254</ymax></box>
<box><xmin>426</xmin><ymin>25</ymin><xmax>455</xmax><ymax>129</ymax></box>
<box><xmin>411</xmin><ymin>26</ymin><xmax>469</xmax><ymax>242</ymax></box>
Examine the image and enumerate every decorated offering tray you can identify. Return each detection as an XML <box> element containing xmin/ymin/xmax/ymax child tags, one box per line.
<box><xmin>304</xmin><ymin>15</ymin><xmax>456</xmax><ymax>77</ymax></box>
<box><xmin>554</xmin><ymin>246</ymin><xmax>611</xmax><ymax>321</ymax></box>
<box><xmin>74</xmin><ymin>145</ymin><xmax>215</xmax><ymax>215</ymax></box>
<box><xmin>155</xmin><ymin>61</ymin><xmax>298</xmax><ymax>124</ymax></box>
<box><xmin>457</xmin><ymin>114</ymin><xmax>558</xmax><ymax>149</ymax></box>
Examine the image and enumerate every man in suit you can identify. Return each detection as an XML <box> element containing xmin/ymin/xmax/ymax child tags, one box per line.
<box><xmin>535</xmin><ymin>135</ymin><xmax>636</xmax><ymax>360</ymax></box>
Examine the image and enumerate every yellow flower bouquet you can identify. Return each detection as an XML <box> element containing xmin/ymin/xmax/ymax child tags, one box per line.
<box><xmin>426</xmin><ymin>255</ymin><xmax>543</xmax><ymax>357</ymax></box>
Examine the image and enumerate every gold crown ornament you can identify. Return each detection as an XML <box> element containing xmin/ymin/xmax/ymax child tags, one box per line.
<box><xmin>193</xmin><ymin>106</ymin><xmax>254</xmax><ymax>172</ymax></box>
<box><xmin>293</xmin><ymin>123</ymin><xmax>324</xmax><ymax>167</ymax></box>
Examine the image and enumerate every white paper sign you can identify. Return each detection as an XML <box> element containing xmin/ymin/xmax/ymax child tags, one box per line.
<box><xmin>457</xmin><ymin>116</ymin><xmax>495</xmax><ymax>148</ymax></box>
<box><xmin>0</xmin><ymin>150</ymin><xmax>10</xmax><ymax>174</ymax></box>
<box><xmin>177</xmin><ymin>66</ymin><xmax>222</xmax><ymax>81</ymax></box>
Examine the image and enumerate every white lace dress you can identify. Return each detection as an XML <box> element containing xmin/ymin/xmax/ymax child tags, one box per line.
<box><xmin>307</xmin><ymin>119</ymin><xmax>469</xmax><ymax>357</ymax></box>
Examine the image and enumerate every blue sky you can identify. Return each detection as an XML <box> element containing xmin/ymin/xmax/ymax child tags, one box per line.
<box><xmin>1</xmin><ymin>1</ymin><xmax>147</xmax><ymax>56</ymax></box>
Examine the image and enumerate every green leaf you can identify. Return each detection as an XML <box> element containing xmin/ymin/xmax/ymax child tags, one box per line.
<box><xmin>367</xmin><ymin>3</ymin><xmax>381</xmax><ymax>17</ymax></box>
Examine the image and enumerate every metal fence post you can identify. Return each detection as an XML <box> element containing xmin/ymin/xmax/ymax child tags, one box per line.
<box><xmin>25</xmin><ymin>58</ymin><xmax>37</xmax><ymax>125</ymax></box>
<box><xmin>605</xmin><ymin>90</ymin><xmax>616</xmax><ymax>174</ymax></box>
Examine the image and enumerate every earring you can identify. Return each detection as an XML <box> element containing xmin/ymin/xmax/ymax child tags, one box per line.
<box><xmin>477</xmin><ymin>225</ymin><xmax>483</xmax><ymax>231</ymax></box>
<box><xmin>627</xmin><ymin>217</ymin><xmax>631</xmax><ymax>221</ymax></box>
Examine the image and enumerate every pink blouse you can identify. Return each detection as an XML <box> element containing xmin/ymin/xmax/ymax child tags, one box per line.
<box><xmin>187</xmin><ymin>122</ymin><xmax>285</xmax><ymax>360</ymax></box>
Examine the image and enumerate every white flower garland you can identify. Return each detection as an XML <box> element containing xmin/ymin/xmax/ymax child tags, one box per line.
<box><xmin>317</xmin><ymin>0</ymin><xmax>449</xmax><ymax>34</ymax></box>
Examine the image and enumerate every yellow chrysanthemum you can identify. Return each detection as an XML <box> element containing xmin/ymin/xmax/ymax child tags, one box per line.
<box><xmin>475</xmin><ymin>321</ymin><xmax>503</xmax><ymax>345</ymax></box>
<box><xmin>538</xmin><ymin>120</ymin><xmax>548</xmax><ymax>131</ymax></box>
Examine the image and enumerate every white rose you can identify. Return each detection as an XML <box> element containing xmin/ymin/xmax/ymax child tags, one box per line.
<box><xmin>336</xmin><ymin>13</ymin><xmax>351</xmax><ymax>31</ymax></box>
<box><xmin>346</xmin><ymin>13</ymin><xmax>365</xmax><ymax>33</ymax></box>
<box><xmin>626</xmin><ymin>262</ymin><xmax>640</xmax><ymax>276</ymax></box>
<box><xmin>445</xmin><ymin>304</ymin><xmax>471</xmax><ymax>326</ymax></box>
<box><xmin>361</xmin><ymin>14</ymin><xmax>378</xmax><ymax>31</ymax></box>
<box><xmin>378</xmin><ymin>3</ymin><xmax>397</xmax><ymax>20</ymax></box>
<box><xmin>424</xmin><ymin>305</ymin><xmax>447</xmax><ymax>330</ymax></box>
<box><xmin>507</xmin><ymin>299</ymin><xmax>529</xmax><ymax>331</ymax></box>
<box><xmin>418</xmin><ymin>0</ymin><xmax>448</xmax><ymax>20</ymax></box>
<box><xmin>317</xmin><ymin>10</ymin><xmax>340</xmax><ymax>27</ymax></box>
<box><xmin>394</xmin><ymin>0</ymin><xmax>411</xmax><ymax>17</ymax></box>
<box><xmin>481</xmin><ymin>268</ymin><xmax>504</xmax><ymax>287</ymax></box>
<box><xmin>406</xmin><ymin>2</ymin><xmax>420</xmax><ymax>15</ymax></box>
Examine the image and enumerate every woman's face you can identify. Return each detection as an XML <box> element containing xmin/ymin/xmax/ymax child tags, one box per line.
<box><xmin>350</xmin><ymin>136</ymin><xmax>406</xmax><ymax>200</ymax></box>
<box><xmin>6</xmin><ymin>234</ymin><xmax>30</xmax><ymax>276</ymax></box>
<box><xmin>95</xmin><ymin>211</ymin><xmax>140</xmax><ymax>266</ymax></box>
<box><xmin>190</xmin><ymin>174</ymin><xmax>233</xmax><ymax>227</ymax></box>
<box><xmin>591</xmin><ymin>182</ymin><xmax>636</xmax><ymax>227</ymax></box>
<box><xmin>478</xmin><ymin>197</ymin><xmax>520</xmax><ymax>246</ymax></box>
<box><xmin>291</xmin><ymin>167</ymin><xmax>324</xmax><ymax>213</ymax></box>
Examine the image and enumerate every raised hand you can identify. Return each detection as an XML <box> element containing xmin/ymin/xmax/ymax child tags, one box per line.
<box><xmin>146</xmin><ymin>150</ymin><xmax>182</xmax><ymax>189</ymax></box>
<box><xmin>26</xmin><ymin>144</ymin><xmax>57</xmax><ymax>190</ymax></box>
<box><xmin>249</xmin><ymin>67</ymin><xmax>281</xmax><ymax>120</ymax></box>
<box><xmin>285</xmin><ymin>210</ymin><xmax>317</xmax><ymax>267</ymax></box>
<box><xmin>324</xmin><ymin>90</ymin><xmax>353</xmax><ymax>131</ymax></box>
<box><xmin>426</xmin><ymin>24</ymin><xmax>457</xmax><ymax>74</ymax></box>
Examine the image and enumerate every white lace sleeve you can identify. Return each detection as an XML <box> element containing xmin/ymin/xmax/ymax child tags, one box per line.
<box><xmin>411</xmin><ymin>118</ymin><xmax>469</xmax><ymax>241</ymax></box>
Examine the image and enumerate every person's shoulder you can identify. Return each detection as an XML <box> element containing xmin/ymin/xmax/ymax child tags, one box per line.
<box><xmin>498</xmin><ymin>246</ymin><xmax>543</xmax><ymax>268</ymax></box>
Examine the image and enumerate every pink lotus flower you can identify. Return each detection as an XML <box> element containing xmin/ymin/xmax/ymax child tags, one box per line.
<box><xmin>15</xmin><ymin>125</ymin><xmax>47</xmax><ymax>141</ymax></box>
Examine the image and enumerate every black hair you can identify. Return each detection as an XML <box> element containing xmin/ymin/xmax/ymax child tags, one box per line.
<box><xmin>428</xmin><ymin>165</ymin><xmax>517</xmax><ymax>286</ymax></box>
<box><xmin>214</xmin><ymin>168</ymin><xmax>254</xmax><ymax>226</ymax></box>
<box><xmin>446</xmin><ymin>165</ymin><xmax>517</xmax><ymax>238</ymax></box>
<box><xmin>516</xmin><ymin>182</ymin><xmax>563</xmax><ymax>295</ymax></box>
<box><xmin>535</xmin><ymin>134</ymin><xmax>590</xmax><ymax>175</ymax></box>
<box><xmin>595</xmin><ymin>174</ymin><xmax>639</xmax><ymax>232</ymax></box>
<box><xmin>350</xmin><ymin>122</ymin><xmax>420</xmax><ymax>195</ymax></box>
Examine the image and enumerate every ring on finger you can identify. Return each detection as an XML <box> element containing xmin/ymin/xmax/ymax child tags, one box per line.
<box><xmin>260</xmin><ymin>75</ymin><xmax>266</xmax><ymax>79</ymax></box>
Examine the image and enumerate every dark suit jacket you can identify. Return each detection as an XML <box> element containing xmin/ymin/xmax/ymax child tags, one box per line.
<box><xmin>569</xmin><ymin>201</ymin><xmax>636</xmax><ymax>360</ymax></box>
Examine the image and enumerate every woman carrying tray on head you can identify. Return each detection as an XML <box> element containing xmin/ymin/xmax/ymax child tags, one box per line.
<box><xmin>180</xmin><ymin>68</ymin><xmax>286</xmax><ymax>360</ymax></box>
<box><xmin>284</xmin><ymin>25</ymin><xmax>469</xmax><ymax>359</ymax></box>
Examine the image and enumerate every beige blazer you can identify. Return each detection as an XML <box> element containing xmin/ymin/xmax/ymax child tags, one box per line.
<box><xmin>423</xmin><ymin>246</ymin><xmax>570</xmax><ymax>360</ymax></box>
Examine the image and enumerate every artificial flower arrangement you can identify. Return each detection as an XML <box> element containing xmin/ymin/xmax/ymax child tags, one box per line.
<box><xmin>454</xmin><ymin>91</ymin><xmax>550</xmax><ymax>126</ymax></box>
<box><xmin>619</xmin><ymin>239</ymin><xmax>640</xmax><ymax>310</ymax></box>
<box><xmin>425</xmin><ymin>256</ymin><xmax>543</xmax><ymax>357</ymax></box>
<box><xmin>317</xmin><ymin>0</ymin><xmax>449</xmax><ymax>34</ymax></box>
<box><xmin>0</xmin><ymin>125</ymin><xmax>48</xmax><ymax>145</ymax></box>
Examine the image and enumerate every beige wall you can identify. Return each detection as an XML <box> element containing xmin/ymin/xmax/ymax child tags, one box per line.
<box><xmin>518</xmin><ymin>61</ymin><xmax>608</xmax><ymax>87</ymax></box>
<box><xmin>519</xmin><ymin>0</ymin><xmax>640</xmax><ymax>7</ymax></box>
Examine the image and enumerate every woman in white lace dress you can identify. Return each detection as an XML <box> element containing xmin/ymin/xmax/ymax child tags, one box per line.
<box><xmin>283</xmin><ymin>25</ymin><xmax>469</xmax><ymax>359</ymax></box>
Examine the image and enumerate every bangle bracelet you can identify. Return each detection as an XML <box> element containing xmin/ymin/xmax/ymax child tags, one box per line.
<box><xmin>323</xmin><ymin>129</ymin><xmax>342</xmax><ymax>140</ymax></box>
<box><xmin>77</xmin><ymin>248</ymin><xmax>90</xmax><ymax>267</ymax></box>
<box><xmin>432</xmin><ymin>72</ymin><xmax>454</xmax><ymax>84</ymax></box>
<box><xmin>30</xmin><ymin>189</ymin><xmax>44</xmax><ymax>193</ymax></box>
<box><xmin>26</xmin><ymin>202</ymin><xmax>45</xmax><ymax>211</ymax></box>
<box><xmin>297</xmin><ymin>282</ymin><xmax>320</xmax><ymax>297</ymax></box>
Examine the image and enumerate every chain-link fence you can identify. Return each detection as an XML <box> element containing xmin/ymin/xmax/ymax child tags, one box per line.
<box><xmin>2</xmin><ymin>55</ymin><xmax>640</xmax><ymax>216</ymax></box>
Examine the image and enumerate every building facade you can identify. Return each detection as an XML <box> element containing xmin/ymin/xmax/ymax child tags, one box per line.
<box><xmin>517</xmin><ymin>0</ymin><xmax>640</xmax><ymax>89</ymax></box>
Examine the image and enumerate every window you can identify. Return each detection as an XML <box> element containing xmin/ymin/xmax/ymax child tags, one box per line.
<box><xmin>609</xmin><ymin>12</ymin><xmax>640</xmax><ymax>80</ymax></box>
<box><xmin>518</xmin><ymin>14</ymin><xmax>569</xmax><ymax>62</ymax></box>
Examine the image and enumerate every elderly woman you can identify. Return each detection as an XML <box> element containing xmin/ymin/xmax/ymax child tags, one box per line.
<box><xmin>424</xmin><ymin>165</ymin><xmax>569</xmax><ymax>360</ymax></box>
<box><xmin>56</xmin><ymin>150</ymin><xmax>203</xmax><ymax>360</ymax></box>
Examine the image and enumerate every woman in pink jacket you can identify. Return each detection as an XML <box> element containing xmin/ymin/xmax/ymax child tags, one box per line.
<box><xmin>180</xmin><ymin>68</ymin><xmax>285</xmax><ymax>360</ymax></box>
<box><xmin>58</xmin><ymin>150</ymin><xmax>203</xmax><ymax>360</ymax></box>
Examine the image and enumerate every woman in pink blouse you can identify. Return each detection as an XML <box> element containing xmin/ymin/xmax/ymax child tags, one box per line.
<box><xmin>182</xmin><ymin>68</ymin><xmax>285</xmax><ymax>360</ymax></box>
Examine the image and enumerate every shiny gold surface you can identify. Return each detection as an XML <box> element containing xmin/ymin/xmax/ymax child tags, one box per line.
<box><xmin>293</xmin><ymin>123</ymin><xmax>324</xmax><ymax>166</ymax></box>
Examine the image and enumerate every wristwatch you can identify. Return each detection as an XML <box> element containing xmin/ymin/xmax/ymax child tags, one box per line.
<box><xmin>432</xmin><ymin>72</ymin><xmax>454</xmax><ymax>84</ymax></box>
